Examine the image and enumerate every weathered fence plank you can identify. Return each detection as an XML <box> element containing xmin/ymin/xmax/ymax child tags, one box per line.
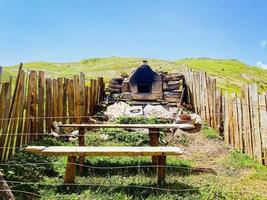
<box><xmin>259</xmin><ymin>94</ymin><xmax>267</xmax><ymax>165</ymax></box>
<box><xmin>38</xmin><ymin>71</ymin><xmax>45</xmax><ymax>135</ymax></box>
<box><xmin>63</xmin><ymin>78</ymin><xmax>68</xmax><ymax>124</ymax></box>
<box><xmin>52</xmin><ymin>79</ymin><xmax>58</xmax><ymax>121</ymax></box>
<box><xmin>45</xmin><ymin>78</ymin><xmax>53</xmax><ymax>132</ymax></box>
<box><xmin>29</xmin><ymin>71</ymin><xmax>37</xmax><ymax>141</ymax></box>
<box><xmin>5</xmin><ymin>71</ymin><xmax>25</xmax><ymax>159</ymax></box>
<box><xmin>80</xmin><ymin>73</ymin><xmax>85</xmax><ymax>122</ymax></box>
<box><xmin>67</xmin><ymin>79</ymin><xmax>75</xmax><ymax>124</ymax></box>
<box><xmin>0</xmin><ymin>65</ymin><xmax>105</xmax><ymax>161</ymax></box>
<box><xmin>58</xmin><ymin>78</ymin><xmax>64</xmax><ymax>122</ymax></box>
<box><xmin>236</xmin><ymin>98</ymin><xmax>243</xmax><ymax>152</ymax></box>
<box><xmin>0</xmin><ymin>81</ymin><xmax>12</xmax><ymax>160</ymax></box>
<box><xmin>241</xmin><ymin>85</ymin><xmax>253</xmax><ymax>157</ymax></box>
<box><xmin>74</xmin><ymin>75</ymin><xmax>81</xmax><ymax>123</ymax></box>
<box><xmin>249</xmin><ymin>84</ymin><xmax>262</xmax><ymax>163</ymax></box>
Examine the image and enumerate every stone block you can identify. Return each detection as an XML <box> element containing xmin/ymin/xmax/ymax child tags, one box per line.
<box><xmin>121</xmin><ymin>92</ymin><xmax>132</xmax><ymax>99</ymax></box>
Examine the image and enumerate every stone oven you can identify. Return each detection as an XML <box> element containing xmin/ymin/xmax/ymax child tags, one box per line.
<box><xmin>107</xmin><ymin>61</ymin><xmax>185</xmax><ymax>107</ymax></box>
<box><xmin>129</xmin><ymin>61</ymin><xmax>162</xmax><ymax>100</ymax></box>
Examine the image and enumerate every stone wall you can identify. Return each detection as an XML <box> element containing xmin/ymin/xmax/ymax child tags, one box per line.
<box><xmin>106</xmin><ymin>72</ymin><xmax>185</xmax><ymax>106</ymax></box>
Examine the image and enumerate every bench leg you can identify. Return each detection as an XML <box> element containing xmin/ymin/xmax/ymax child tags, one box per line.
<box><xmin>78</xmin><ymin>128</ymin><xmax>85</xmax><ymax>176</ymax></box>
<box><xmin>149</xmin><ymin>128</ymin><xmax>160</xmax><ymax>166</ymax></box>
<box><xmin>157</xmin><ymin>155</ymin><xmax>166</xmax><ymax>187</ymax></box>
<box><xmin>64</xmin><ymin>156</ymin><xmax>77</xmax><ymax>184</ymax></box>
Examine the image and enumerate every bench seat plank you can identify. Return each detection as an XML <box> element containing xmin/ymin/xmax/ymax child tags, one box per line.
<box><xmin>25</xmin><ymin>146</ymin><xmax>183</xmax><ymax>157</ymax></box>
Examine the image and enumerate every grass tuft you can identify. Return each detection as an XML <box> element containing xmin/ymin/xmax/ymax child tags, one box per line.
<box><xmin>202</xmin><ymin>124</ymin><xmax>222</xmax><ymax>140</ymax></box>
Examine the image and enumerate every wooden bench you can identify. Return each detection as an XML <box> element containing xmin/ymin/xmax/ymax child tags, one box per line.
<box><xmin>58</xmin><ymin>123</ymin><xmax>186</xmax><ymax>174</ymax></box>
<box><xmin>25</xmin><ymin>146</ymin><xmax>183</xmax><ymax>186</ymax></box>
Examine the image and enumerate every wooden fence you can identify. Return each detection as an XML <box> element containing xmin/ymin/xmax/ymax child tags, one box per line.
<box><xmin>184</xmin><ymin>67</ymin><xmax>267</xmax><ymax>165</ymax></box>
<box><xmin>0</xmin><ymin>64</ymin><xmax>105</xmax><ymax>161</ymax></box>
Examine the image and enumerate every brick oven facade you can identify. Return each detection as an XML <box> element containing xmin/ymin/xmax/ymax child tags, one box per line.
<box><xmin>128</xmin><ymin>63</ymin><xmax>163</xmax><ymax>100</ymax></box>
<box><xmin>107</xmin><ymin>61</ymin><xmax>185</xmax><ymax>106</ymax></box>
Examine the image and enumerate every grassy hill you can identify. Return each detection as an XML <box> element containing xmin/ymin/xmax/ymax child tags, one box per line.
<box><xmin>176</xmin><ymin>58</ymin><xmax>267</xmax><ymax>94</ymax></box>
<box><xmin>2</xmin><ymin>57</ymin><xmax>267</xmax><ymax>94</ymax></box>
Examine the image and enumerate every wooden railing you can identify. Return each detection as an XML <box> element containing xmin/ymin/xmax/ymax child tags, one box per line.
<box><xmin>0</xmin><ymin>64</ymin><xmax>105</xmax><ymax>161</ymax></box>
<box><xmin>184</xmin><ymin>67</ymin><xmax>267</xmax><ymax>165</ymax></box>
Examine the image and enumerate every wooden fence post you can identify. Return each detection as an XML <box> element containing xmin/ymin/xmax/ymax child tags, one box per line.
<box><xmin>241</xmin><ymin>85</ymin><xmax>253</xmax><ymax>157</ymax></box>
<box><xmin>5</xmin><ymin>71</ymin><xmax>25</xmax><ymax>159</ymax></box>
<box><xmin>223</xmin><ymin>93</ymin><xmax>229</xmax><ymax>145</ymax></box>
<box><xmin>58</xmin><ymin>78</ymin><xmax>64</xmax><ymax>123</ymax></box>
<box><xmin>232</xmin><ymin>94</ymin><xmax>240</xmax><ymax>149</ymax></box>
<box><xmin>52</xmin><ymin>79</ymin><xmax>58</xmax><ymax>121</ymax></box>
<box><xmin>259</xmin><ymin>94</ymin><xmax>267</xmax><ymax>165</ymax></box>
<box><xmin>63</xmin><ymin>78</ymin><xmax>68</xmax><ymax>124</ymax></box>
<box><xmin>0</xmin><ymin>81</ymin><xmax>12</xmax><ymax>160</ymax></box>
<box><xmin>45</xmin><ymin>78</ymin><xmax>52</xmax><ymax>132</ymax></box>
<box><xmin>89</xmin><ymin>80</ymin><xmax>94</xmax><ymax>115</ymax></box>
<box><xmin>74</xmin><ymin>75</ymin><xmax>81</xmax><ymax>123</ymax></box>
<box><xmin>80</xmin><ymin>73</ymin><xmax>85</xmax><ymax>122</ymax></box>
<box><xmin>38</xmin><ymin>71</ymin><xmax>45</xmax><ymax>135</ymax></box>
<box><xmin>29</xmin><ymin>71</ymin><xmax>37</xmax><ymax>141</ymax></box>
<box><xmin>249</xmin><ymin>84</ymin><xmax>262</xmax><ymax>163</ymax></box>
<box><xmin>236</xmin><ymin>98</ymin><xmax>243</xmax><ymax>152</ymax></box>
<box><xmin>67</xmin><ymin>79</ymin><xmax>75</xmax><ymax>123</ymax></box>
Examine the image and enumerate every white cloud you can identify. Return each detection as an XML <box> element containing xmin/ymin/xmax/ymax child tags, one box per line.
<box><xmin>260</xmin><ymin>40</ymin><xmax>267</xmax><ymax>49</ymax></box>
<box><xmin>257</xmin><ymin>61</ymin><xmax>267</xmax><ymax>69</ymax></box>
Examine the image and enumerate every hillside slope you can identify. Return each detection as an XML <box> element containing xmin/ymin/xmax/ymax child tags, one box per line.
<box><xmin>2</xmin><ymin>57</ymin><xmax>267</xmax><ymax>93</ymax></box>
<box><xmin>176</xmin><ymin>58</ymin><xmax>267</xmax><ymax>93</ymax></box>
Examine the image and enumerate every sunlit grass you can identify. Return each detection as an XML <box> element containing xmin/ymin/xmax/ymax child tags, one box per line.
<box><xmin>3</xmin><ymin>57</ymin><xmax>267</xmax><ymax>94</ymax></box>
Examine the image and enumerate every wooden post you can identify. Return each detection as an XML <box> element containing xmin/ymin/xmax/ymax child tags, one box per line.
<box><xmin>38</xmin><ymin>71</ymin><xmax>45</xmax><ymax>135</ymax></box>
<box><xmin>157</xmin><ymin>155</ymin><xmax>166</xmax><ymax>186</ymax></box>
<box><xmin>0</xmin><ymin>82</ymin><xmax>12</xmax><ymax>160</ymax></box>
<box><xmin>241</xmin><ymin>85</ymin><xmax>253</xmax><ymax>157</ymax></box>
<box><xmin>80</xmin><ymin>72</ymin><xmax>85</xmax><ymax>123</ymax></box>
<box><xmin>149</xmin><ymin>128</ymin><xmax>160</xmax><ymax>165</ymax></box>
<box><xmin>85</xmin><ymin>86</ymin><xmax>89</xmax><ymax>120</ymax></box>
<box><xmin>29</xmin><ymin>71</ymin><xmax>37</xmax><ymax>141</ymax></box>
<box><xmin>74</xmin><ymin>75</ymin><xmax>81</xmax><ymax>123</ymax></box>
<box><xmin>259</xmin><ymin>94</ymin><xmax>267</xmax><ymax>165</ymax></box>
<box><xmin>249</xmin><ymin>84</ymin><xmax>262</xmax><ymax>162</ymax></box>
<box><xmin>67</xmin><ymin>80</ymin><xmax>75</xmax><ymax>123</ymax></box>
<box><xmin>63</xmin><ymin>78</ymin><xmax>68</xmax><ymax>124</ymax></box>
<box><xmin>45</xmin><ymin>78</ymin><xmax>52</xmax><ymax>132</ymax></box>
<box><xmin>58</xmin><ymin>78</ymin><xmax>64</xmax><ymax>122</ymax></box>
<box><xmin>64</xmin><ymin>156</ymin><xmax>77</xmax><ymax>183</ymax></box>
<box><xmin>52</xmin><ymin>79</ymin><xmax>58</xmax><ymax>121</ymax></box>
<box><xmin>89</xmin><ymin>80</ymin><xmax>94</xmax><ymax>115</ymax></box>
<box><xmin>78</xmin><ymin>127</ymin><xmax>85</xmax><ymax>176</ymax></box>
<box><xmin>5</xmin><ymin>71</ymin><xmax>25</xmax><ymax>159</ymax></box>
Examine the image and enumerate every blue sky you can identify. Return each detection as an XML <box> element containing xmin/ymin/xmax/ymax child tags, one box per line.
<box><xmin>0</xmin><ymin>0</ymin><xmax>267</xmax><ymax>68</ymax></box>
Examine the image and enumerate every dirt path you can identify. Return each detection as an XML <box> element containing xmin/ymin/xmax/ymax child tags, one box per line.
<box><xmin>167</xmin><ymin>130</ymin><xmax>231</xmax><ymax>172</ymax></box>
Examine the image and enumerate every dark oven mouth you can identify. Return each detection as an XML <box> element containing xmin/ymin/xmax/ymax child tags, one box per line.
<box><xmin>137</xmin><ymin>83</ymin><xmax>152</xmax><ymax>93</ymax></box>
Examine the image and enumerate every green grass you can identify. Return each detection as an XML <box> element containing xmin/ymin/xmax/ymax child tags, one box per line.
<box><xmin>223</xmin><ymin>149</ymin><xmax>266</xmax><ymax>170</ymax></box>
<box><xmin>2</xmin><ymin>57</ymin><xmax>267</xmax><ymax>94</ymax></box>
<box><xmin>202</xmin><ymin>124</ymin><xmax>222</xmax><ymax>140</ymax></box>
<box><xmin>2</xmin><ymin>123</ymin><xmax>267</xmax><ymax>199</ymax></box>
<box><xmin>176</xmin><ymin>58</ymin><xmax>267</xmax><ymax>94</ymax></box>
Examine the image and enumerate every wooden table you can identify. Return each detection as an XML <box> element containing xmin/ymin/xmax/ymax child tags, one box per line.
<box><xmin>59</xmin><ymin>123</ymin><xmax>182</xmax><ymax>175</ymax></box>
